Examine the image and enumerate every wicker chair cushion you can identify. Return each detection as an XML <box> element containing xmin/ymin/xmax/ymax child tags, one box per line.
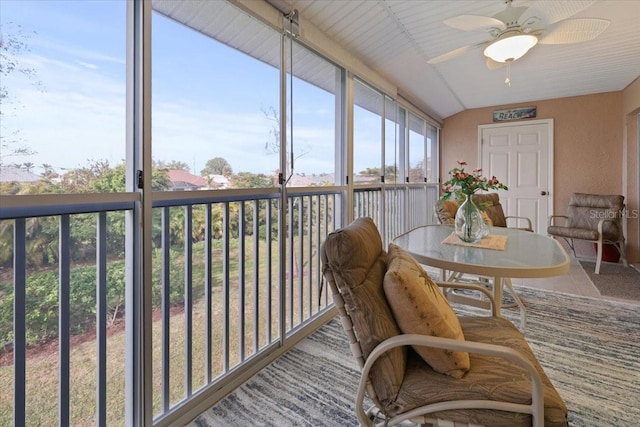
<box><xmin>383</xmin><ymin>243</ymin><xmax>470</xmax><ymax>378</ymax></box>
<box><xmin>391</xmin><ymin>316</ymin><xmax>568</xmax><ymax>427</ymax></box>
<box><xmin>320</xmin><ymin>217</ymin><xmax>406</xmax><ymax>407</ymax></box>
<box><xmin>434</xmin><ymin>200</ymin><xmax>459</xmax><ymax>225</ymax></box>
<box><xmin>472</xmin><ymin>193</ymin><xmax>507</xmax><ymax>227</ymax></box>
<box><xmin>435</xmin><ymin>199</ymin><xmax>493</xmax><ymax>226</ymax></box>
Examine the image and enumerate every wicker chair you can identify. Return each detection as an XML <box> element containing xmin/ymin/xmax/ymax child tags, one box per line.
<box><xmin>320</xmin><ymin>217</ymin><xmax>567</xmax><ymax>427</ymax></box>
<box><xmin>547</xmin><ymin>193</ymin><xmax>628</xmax><ymax>274</ymax></box>
<box><xmin>434</xmin><ymin>193</ymin><xmax>533</xmax><ymax>232</ymax></box>
<box><xmin>433</xmin><ymin>194</ymin><xmax>529</xmax><ymax>314</ymax></box>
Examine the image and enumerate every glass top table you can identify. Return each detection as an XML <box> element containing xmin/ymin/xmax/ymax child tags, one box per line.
<box><xmin>393</xmin><ymin>225</ymin><xmax>570</xmax><ymax>326</ymax></box>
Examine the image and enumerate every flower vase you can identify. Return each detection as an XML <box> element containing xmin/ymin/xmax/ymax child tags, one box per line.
<box><xmin>454</xmin><ymin>195</ymin><xmax>489</xmax><ymax>243</ymax></box>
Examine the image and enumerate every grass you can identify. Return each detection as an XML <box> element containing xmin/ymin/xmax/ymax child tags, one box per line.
<box><xmin>0</xmin><ymin>233</ymin><xmax>328</xmax><ymax>426</ymax></box>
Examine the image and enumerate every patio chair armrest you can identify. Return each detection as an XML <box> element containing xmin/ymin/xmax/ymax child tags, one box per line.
<box><xmin>547</xmin><ymin>215</ymin><xmax>568</xmax><ymax>227</ymax></box>
<box><xmin>435</xmin><ymin>281</ymin><xmax>497</xmax><ymax>316</ymax></box>
<box><xmin>506</xmin><ymin>215</ymin><xmax>533</xmax><ymax>231</ymax></box>
<box><xmin>356</xmin><ymin>334</ymin><xmax>545</xmax><ymax>427</ymax></box>
<box><xmin>597</xmin><ymin>218</ymin><xmax>623</xmax><ymax>240</ymax></box>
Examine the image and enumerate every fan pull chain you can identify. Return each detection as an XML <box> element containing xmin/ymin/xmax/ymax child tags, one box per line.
<box><xmin>505</xmin><ymin>61</ymin><xmax>511</xmax><ymax>87</ymax></box>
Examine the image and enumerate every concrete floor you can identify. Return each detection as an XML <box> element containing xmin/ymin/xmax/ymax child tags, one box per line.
<box><xmin>518</xmin><ymin>254</ymin><xmax>639</xmax><ymax>305</ymax></box>
<box><xmin>426</xmin><ymin>253</ymin><xmax>639</xmax><ymax>305</ymax></box>
<box><xmin>518</xmin><ymin>255</ymin><xmax>601</xmax><ymax>297</ymax></box>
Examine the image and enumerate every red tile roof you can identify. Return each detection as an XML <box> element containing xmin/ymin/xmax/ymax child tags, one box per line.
<box><xmin>167</xmin><ymin>169</ymin><xmax>207</xmax><ymax>187</ymax></box>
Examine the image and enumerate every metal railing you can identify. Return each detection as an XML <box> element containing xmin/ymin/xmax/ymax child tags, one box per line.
<box><xmin>354</xmin><ymin>184</ymin><xmax>439</xmax><ymax>246</ymax></box>
<box><xmin>0</xmin><ymin>183</ymin><xmax>435</xmax><ymax>425</ymax></box>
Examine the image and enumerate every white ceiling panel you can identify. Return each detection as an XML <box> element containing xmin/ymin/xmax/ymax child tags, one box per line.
<box><xmin>156</xmin><ymin>0</ymin><xmax>640</xmax><ymax>121</ymax></box>
<box><xmin>286</xmin><ymin>0</ymin><xmax>640</xmax><ymax>120</ymax></box>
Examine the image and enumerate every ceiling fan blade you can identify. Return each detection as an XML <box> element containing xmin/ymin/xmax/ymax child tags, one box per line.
<box><xmin>492</xmin><ymin>5</ymin><xmax>529</xmax><ymax>24</ymax></box>
<box><xmin>427</xmin><ymin>45</ymin><xmax>473</xmax><ymax>64</ymax></box>
<box><xmin>519</xmin><ymin>15</ymin><xmax>545</xmax><ymax>33</ymax></box>
<box><xmin>519</xmin><ymin>0</ymin><xmax>597</xmax><ymax>26</ymax></box>
<box><xmin>539</xmin><ymin>18</ymin><xmax>610</xmax><ymax>45</ymax></box>
<box><xmin>443</xmin><ymin>15</ymin><xmax>505</xmax><ymax>32</ymax></box>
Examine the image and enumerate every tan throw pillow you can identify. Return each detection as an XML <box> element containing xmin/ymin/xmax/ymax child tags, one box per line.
<box><xmin>383</xmin><ymin>243</ymin><xmax>470</xmax><ymax>378</ymax></box>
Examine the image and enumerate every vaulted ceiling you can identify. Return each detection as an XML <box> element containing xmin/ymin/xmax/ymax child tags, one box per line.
<box><xmin>280</xmin><ymin>0</ymin><xmax>640</xmax><ymax>121</ymax></box>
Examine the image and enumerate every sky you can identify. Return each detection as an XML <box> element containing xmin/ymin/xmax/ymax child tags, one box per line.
<box><xmin>0</xmin><ymin>0</ymin><xmax>385</xmax><ymax>177</ymax></box>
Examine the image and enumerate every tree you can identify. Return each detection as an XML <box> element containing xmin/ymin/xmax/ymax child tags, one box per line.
<box><xmin>0</xmin><ymin>22</ymin><xmax>41</xmax><ymax>165</ymax></box>
<box><xmin>154</xmin><ymin>159</ymin><xmax>190</xmax><ymax>171</ymax></box>
<box><xmin>231</xmin><ymin>171</ymin><xmax>272</xmax><ymax>189</ymax></box>
<box><xmin>358</xmin><ymin>167</ymin><xmax>381</xmax><ymax>177</ymax></box>
<box><xmin>201</xmin><ymin>157</ymin><xmax>233</xmax><ymax>177</ymax></box>
<box><xmin>262</xmin><ymin>106</ymin><xmax>280</xmax><ymax>155</ymax></box>
<box><xmin>22</xmin><ymin>161</ymin><xmax>34</xmax><ymax>173</ymax></box>
<box><xmin>262</xmin><ymin>105</ymin><xmax>310</xmax><ymax>177</ymax></box>
<box><xmin>88</xmin><ymin>161</ymin><xmax>169</xmax><ymax>192</ymax></box>
<box><xmin>41</xmin><ymin>163</ymin><xmax>57</xmax><ymax>181</ymax></box>
<box><xmin>357</xmin><ymin>165</ymin><xmax>399</xmax><ymax>182</ymax></box>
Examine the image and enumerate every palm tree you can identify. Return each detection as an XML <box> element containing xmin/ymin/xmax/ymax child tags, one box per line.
<box><xmin>41</xmin><ymin>163</ymin><xmax>57</xmax><ymax>180</ymax></box>
<box><xmin>22</xmin><ymin>161</ymin><xmax>35</xmax><ymax>173</ymax></box>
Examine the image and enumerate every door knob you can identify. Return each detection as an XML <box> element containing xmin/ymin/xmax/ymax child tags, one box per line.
<box><xmin>540</xmin><ymin>191</ymin><xmax>548</xmax><ymax>196</ymax></box>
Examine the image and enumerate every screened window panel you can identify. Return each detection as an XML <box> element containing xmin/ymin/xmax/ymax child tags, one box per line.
<box><xmin>0</xmin><ymin>1</ymin><xmax>127</xmax><ymax>195</ymax></box>
<box><xmin>384</xmin><ymin>97</ymin><xmax>399</xmax><ymax>184</ymax></box>
<box><xmin>425</xmin><ymin>123</ymin><xmax>438</xmax><ymax>183</ymax></box>
<box><xmin>285</xmin><ymin>40</ymin><xmax>340</xmax><ymax>187</ymax></box>
<box><xmin>408</xmin><ymin>112</ymin><xmax>426</xmax><ymax>183</ymax></box>
<box><xmin>151</xmin><ymin>6</ymin><xmax>280</xmax><ymax>190</ymax></box>
<box><xmin>353</xmin><ymin>79</ymin><xmax>383</xmax><ymax>185</ymax></box>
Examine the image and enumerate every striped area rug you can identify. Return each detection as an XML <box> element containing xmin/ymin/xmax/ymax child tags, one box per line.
<box><xmin>192</xmin><ymin>287</ymin><xmax>640</xmax><ymax>427</ymax></box>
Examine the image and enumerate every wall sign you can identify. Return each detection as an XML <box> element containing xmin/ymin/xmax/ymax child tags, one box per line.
<box><xmin>493</xmin><ymin>106</ymin><xmax>536</xmax><ymax>122</ymax></box>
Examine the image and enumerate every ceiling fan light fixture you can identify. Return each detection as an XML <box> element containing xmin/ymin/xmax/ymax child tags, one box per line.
<box><xmin>483</xmin><ymin>33</ymin><xmax>538</xmax><ymax>63</ymax></box>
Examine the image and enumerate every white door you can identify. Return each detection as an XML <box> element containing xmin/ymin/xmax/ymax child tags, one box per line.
<box><xmin>479</xmin><ymin>119</ymin><xmax>553</xmax><ymax>234</ymax></box>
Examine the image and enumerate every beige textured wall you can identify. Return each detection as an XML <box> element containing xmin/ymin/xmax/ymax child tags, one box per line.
<box><xmin>623</xmin><ymin>77</ymin><xmax>640</xmax><ymax>261</ymax></box>
<box><xmin>441</xmin><ymin>91</ymin><xmax>639</xmax><ymax>262</ymax></box>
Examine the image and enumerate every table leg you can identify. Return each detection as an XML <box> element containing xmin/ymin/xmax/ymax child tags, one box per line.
<box><xmin>503</xmin><ymin>278</ymin><xmax>527</xmax><ymax>329</ymax></box>
<box><xmin>493</xmin><ymin>276</ymin><xmax>503</xmax><ymax>316</ymax></box>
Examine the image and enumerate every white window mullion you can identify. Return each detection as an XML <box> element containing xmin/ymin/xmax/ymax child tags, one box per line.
<box><xmin>125</xmin><ymin>0</ymin><xmax>153</xmax><ymax>425</ymax></box>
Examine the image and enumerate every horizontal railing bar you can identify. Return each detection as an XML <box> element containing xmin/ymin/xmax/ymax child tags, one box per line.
<box><xmin>285</xmin><ymin>186</ymin><xmax>343</xmax><ymax>197</ymax></box>
<box><xmin>353</xmin><ymin>184</ymin><xmax>383</xmax><ymax>191</ymax></box>
<box><xmin>0</xmin><ymin>193</ymin><xmax>138</xmax><ymax>219</ymax></box>
<box><xmin>0</xmin><ymin>187</ymin><xmax>351</xmax><ymax>219</ymax></box>
<box><xmin>352</xmin><ymin>183</ymin><xmax>439</xmax><ymax>196</ymax></box>
<box><xmin>151</xmin><ymin>188</ymin><xmax>280</xmax><ymax>207</ymax></box>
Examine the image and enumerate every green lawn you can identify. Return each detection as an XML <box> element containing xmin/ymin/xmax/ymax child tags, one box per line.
<box><xmin>0</xmin><ymin>234</ymin><xmax>326</xmax><ymax>426</ymax></box>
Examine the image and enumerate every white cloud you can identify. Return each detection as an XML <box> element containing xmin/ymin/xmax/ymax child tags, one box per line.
<box><xmin>3</xmin><ymin>51</ymin><xmax>342</xmax><ymax>176</ymax></box>
<box><xmin>77</xmin><ymin>61</ymin><xmax>99</xmax><ymax>70</ymax></box>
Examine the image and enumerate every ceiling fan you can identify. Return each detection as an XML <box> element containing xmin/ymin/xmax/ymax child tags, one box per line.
<box><xmin>428</xmin><ymin>0</ymin><xmax>610</xmax><ymax>69</ymax></box>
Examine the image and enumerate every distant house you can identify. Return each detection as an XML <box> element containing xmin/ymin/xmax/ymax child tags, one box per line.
<box><xmin>287</xmin><ymin>174</ymin><xmax>314</xmax><ymax>187</ymax></box>
<box><xmin>0</xmin><ymin>166</ymin><xmax>41</xmax><ymax>184</ymax></box>
<box><xmin>167</xmin><ymin>169</ymin><xmax>208</xmax><ymax>191</ymax></box>
<box><xmin>205</xmin><ymin>174</ymin><xmax>230</xmax><ymax>189</ymax></box>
